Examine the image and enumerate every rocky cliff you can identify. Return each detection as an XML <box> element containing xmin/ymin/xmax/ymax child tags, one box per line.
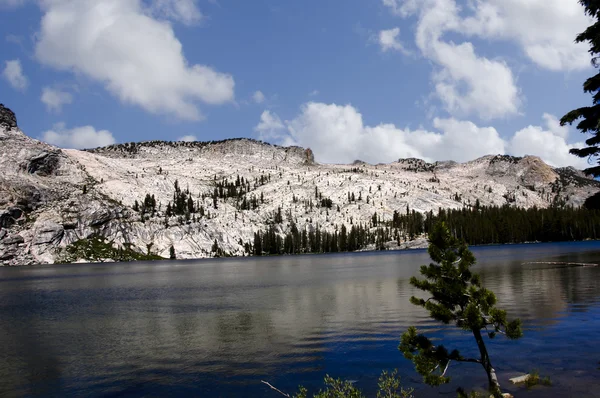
<box><xmin>1</xmin><ymin>104</ymin><xmax>599</xmax><ymax>265</ymax></box>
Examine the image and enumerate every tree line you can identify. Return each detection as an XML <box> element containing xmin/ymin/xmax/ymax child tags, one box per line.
<box><xmin>249</xmin><ymin>204</ymin><xmax>600</xmax><ymax>256</ymax></box>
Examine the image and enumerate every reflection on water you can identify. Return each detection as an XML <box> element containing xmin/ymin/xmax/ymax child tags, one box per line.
<box><xmin>1</xmin><ymin>242</ymin><xmax>600</xmax><ymax>397</ymax></box>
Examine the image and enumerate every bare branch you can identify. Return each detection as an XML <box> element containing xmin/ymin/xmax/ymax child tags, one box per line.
<box><xmin>441</xmin><ymin>360</ymin><xmax>451</xmax><ymax>377</ymax></box>
<box><xmin>261</xmin><ymin>381</ymin><xmax>291</xmax><ymax>397</ymax></box>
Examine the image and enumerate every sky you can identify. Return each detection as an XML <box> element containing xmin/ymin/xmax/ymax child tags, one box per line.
<box><xmin>0</xmin><ymin>0</ymin><xmax>597</xmax><ymax>169</ymax></box>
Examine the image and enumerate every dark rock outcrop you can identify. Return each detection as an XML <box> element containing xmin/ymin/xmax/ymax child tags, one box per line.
<box><xmin>304</xmin><ymin>148</ymin><xmax>315</xmax><ymax>164</ymax></box>
<box><xmin>0</xmin><ymin>104</ymin><xmax>17</xmax><ymax>129</ymax></box>
<box><xmin>0</xmin><ymin>207</ymin><xmax>23</xmax><ymax>228</ymax></box>
<box><xmin>89</xmin><ymin>209</ymin><xmax>117</xmax><ymax>227</ymax></box>
<box><xmin>23</xmin><ymin>151</ymin><xmax>61</xmax><ymax>176</ymax></box>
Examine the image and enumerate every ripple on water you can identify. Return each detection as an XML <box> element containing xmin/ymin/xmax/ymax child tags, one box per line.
<box><xmin>1</xmin><ymin>242</ymin><xmax>600</xmax><ymax>397</ymax></box>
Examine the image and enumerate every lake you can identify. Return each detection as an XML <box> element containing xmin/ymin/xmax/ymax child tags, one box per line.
<box><xmin>1</xmin><ymin>241</ymin><xmax>600</xmax><ymax>397</ymax></box>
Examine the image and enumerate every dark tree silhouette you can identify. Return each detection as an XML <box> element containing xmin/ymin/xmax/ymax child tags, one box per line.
<box><xmin>560</xmin><ymin>0</ymin><xmax>600</xmax><ymax>176</ymax></box>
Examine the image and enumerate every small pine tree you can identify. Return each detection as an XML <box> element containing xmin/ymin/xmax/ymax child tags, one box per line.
<box><xmin>169</xmin><ymin>245</ymin><xmax>176</xmax><ymax>260</ymax></box>
<box><xmin>399</xmin><ymin>222</ymin><xmax>522</xmax><ymax>397</ymax></box>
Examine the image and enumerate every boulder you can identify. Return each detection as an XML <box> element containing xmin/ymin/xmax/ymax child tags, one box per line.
<box><xmin>509</xmin><ymin>374</ymin><xmax>530</xmax><ymax>384</ymax></box>
<box><xmin>33</xmin><ymin>222</ymin><xmax>64</xmax><ymax>245</ymax></box>
<box><xmin>1</xmin><ymin>234</ymin><xmax>24</xmax><ymax>245</ymax></box>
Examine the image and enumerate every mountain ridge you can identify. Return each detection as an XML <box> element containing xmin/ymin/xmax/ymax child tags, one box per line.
<box><xmin>1</xmin><ymin>104</ymin><xmax>598</xmax><ymax>265</ymax></box>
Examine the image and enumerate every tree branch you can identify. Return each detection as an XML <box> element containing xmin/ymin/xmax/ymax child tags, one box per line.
<box><xmin>261</xmin><ymin>381</ymin><xmax>291</xmax><ymax>397</ymax></box>
<box><xmin>441</xmin><ymin>360</ymin><xmax>451</xmax><ymax>377</ymax></box>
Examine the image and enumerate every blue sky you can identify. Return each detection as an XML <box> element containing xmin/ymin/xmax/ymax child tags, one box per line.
<box><xmin>0</xmin><ymin>0</ymin><xmax>596</xmax><ymax>168</ymax></box>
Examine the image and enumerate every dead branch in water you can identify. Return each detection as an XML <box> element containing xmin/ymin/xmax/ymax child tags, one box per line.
<box><xmin>522</xmin><ymin>261</ymin><xmax>598</xmax><ymax>267</ymax></box>
<box><xmin>261</xmin><ymin>381</ymin><xmax>291</xmax><ymax>397</ymax></box>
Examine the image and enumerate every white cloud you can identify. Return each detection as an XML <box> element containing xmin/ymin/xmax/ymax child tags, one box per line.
<box><xmin>382</xmin><ymin>0</ymin><xmax>592</xmax><ymax>121</ymax></box>
<box><xmin>382</xmin><ymin>0</ymin><xmax>414</xmax><ymax>16</ymax></box>
<box><xmin>460</xmin><ymin>0</ymin><xmax>592</xmax><ymax>72</ymax></box>
<box><xmin>255</xmin><ymin>102</ymin><xmax>588</xmax><ymax>169</ymax></box>
<box><xmin>177</xmin><ymin>135</ymin><xmax>197</xmax><ymax>142</ymax></box>
<box><xmin>254</xmin><ymin>110</ymin><xmax>285</xmax><ymax>141</ymax></box>
<box><xmin>2</xmin><ymin>59</ymin><xmax>28</xmax><ymax>91</ymax></box>
<box><xmin>41</xmin><ymin>87</ymin><xmax>73</xmax><ymax>112</ymax></box>
<box><xmin>378</xmin><ymin>27</ymin><xmax>408</xmax><ymax>54</ymax></box>
<box><xmin>431</xmin><ymin>40</ymin><xmax>520</xmax><ymax>120</ymax></box>
<box><xmin>386</xmin><ymin>0</ymin><xmax>591</xmax><ymax>72</ymax></box>
<box><xmin>394</xmin><ymin>0</ymin><xmax>520</xmax><ymax>120</ymax></box>
<box><xmin>41</xmin><ymin>123</ymin><xmax>116</xmax><ymax>149</ymax></box>
<box><xmin>148</xmin><ymin>0</ymin><xmax>204</xmax><ymax>26</ymax></box>
<box><xmin>429</xmin><ymin>117</ymin><xmax>506</xmax><ymax>161</ymax></box>
<box><xmin>35</xmin><ymin>0</ymin><xmax>234</xmax><ymax>121</ymax></box>
<box><xmin>509</xmin><ymin>114</ymin><xmax>589</xmax><ymax>169</ymax></box>
<box><xmin>256</xmin><ymin>102</ymin><xmax>506</xmax><ymax>164</ymax></box>
<box><xmin>309</xmin><ymin>90</ymin><xmax>319</xmax><ymax>97</ymax></box>
<box><xmin>252</xmin><ymin>90</ymin><xmax>265</xmax><ymax>104</ymax></box>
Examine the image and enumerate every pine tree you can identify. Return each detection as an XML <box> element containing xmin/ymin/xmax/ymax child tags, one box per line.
<box><xmin>169</xmin><ymin>245</ymin><xmax>176</xmax><ymax>260</ymax></box>
<box><xmin>560</xmin><ymin>0</ymin><xmax>600</xmax><ymax>177</ymax></box>
<box><xmin>399</xmin><ymin>222</ymin><xmax>522</xmax><ymax>397</ymax></box>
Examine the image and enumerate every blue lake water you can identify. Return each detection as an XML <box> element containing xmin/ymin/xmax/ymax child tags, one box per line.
<box><xmin>1</xmin><ymin>241</ymin><xmax>600</xmax><ymax>397</ymax></box>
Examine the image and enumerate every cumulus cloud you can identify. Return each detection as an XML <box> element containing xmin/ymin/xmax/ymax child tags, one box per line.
<box><xmin>509</xmin><ymin>114</ymin><xmax>589</xmax><ymax>169</ymax></box>
<box><xmin>41</xmin><ymin>87</ymin><xmax>73</xmax><ymax>112</ymax></box>
<box><xmin>254</xmin><ymin>110</ymin><xmax>285</xmax><ymax>141</ymax></box>
<box><xmin>378</xmin><ymin>27</ymin><xmax>408</xmax><ymax>54</ymax></box>
<box><xmin>252</xmin><ymin>90</ymin><xmax>265</xmax><ymax>104</ymax></box>
<box><xmin>41</xmin><ymin>123</ymin><xmax>116</xmax><ymax>149</ymax></box>
<box><xmin>390</xmin><ymin>0</ymin><xmax>520</xmax><ymax>121</ymax></box>
<box><xmin>255</xmin><ymin>102</ymin><xmax>587</xmax><ymax>169</ymax></box>
<box><xmin>381</xmin><ymin>0</ymin><xmax>592</xmax><ymax>121</ymax></box>
<box><xmin>460</xmin><ymin>0</ymin><xmax>592</xmax><ymax>72</ymax></box>
<box><xmin>385</xmin><ymin>0</ymin><xmax>591</xmax><ymax>72</ymax></box>
<box><xmin>148</xmin><ymin>0</ymin><xmax>204</xmax><ymax>26</ymax></box>
<box><xmin>177</xmin><ymin>135</ymin><xmax>197</xmax><ymax>142</ymax></box>
<box><xmin>431</xmin><ymin>40</ymin><xmax>520</xmax><ymax>120</ymax></box>
<box><xmin>35</xmin><ymin>0</ymin><xmax>234</xmax><ymax>121</ymax></box>
<box><xmin>2</xmin><ymin>59</ymin><xmax>28</xmax><ymax>91</ymax></box>
<box><xmin>255</xmin><ymin>102</ymin><xmax>506</xmax><ymax>164</ymax></box>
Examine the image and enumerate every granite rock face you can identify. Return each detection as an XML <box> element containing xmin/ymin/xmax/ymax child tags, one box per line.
<box><xmin>1</xmin><ymin>106</ymin><xmax>599</xmax><ymax>266</ymax></box>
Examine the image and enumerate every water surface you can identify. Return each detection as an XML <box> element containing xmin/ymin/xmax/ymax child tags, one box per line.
<box><xmin>1</xmin><ymin>241</ymin><xmax>600</xmax><ymax>397</ymax></box>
